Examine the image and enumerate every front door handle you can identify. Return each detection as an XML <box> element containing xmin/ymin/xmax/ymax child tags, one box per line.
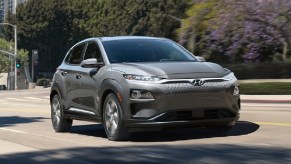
<box><xmin>61</xmin><ymin>71</ymin><xmax>67</xmax><ymax>76</ymax></box>
<box><xmin>76</xmin><ymin>73</ymin><xmax>82</xmax><ymax>79</ymax></box>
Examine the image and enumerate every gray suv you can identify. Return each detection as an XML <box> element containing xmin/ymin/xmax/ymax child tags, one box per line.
<box><xmin>50</xmin><ymin>36</ymin><xmax>240</xmax><ymax>141</ymax></box>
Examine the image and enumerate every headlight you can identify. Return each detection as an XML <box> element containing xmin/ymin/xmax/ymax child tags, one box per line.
<box><xmin>233</xmin><ymin>85</ymin><xmax>240</xmax><ymax>95</ymax></box>
<box><xmin>123</xmin><ymin>74</ymin><xmax>162</xmax><ymax>81</ymax></box>
<box><xmin>223</xmin><ymin>72</ymin><xmax>237</xmax><ymax>81</ymax></box>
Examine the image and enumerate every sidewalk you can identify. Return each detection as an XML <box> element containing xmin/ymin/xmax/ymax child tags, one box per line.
<box><xmin>241</xmin><ymin>95</ymin><xmax>291</xmax><ymax>103</ymax></box>
<box><xmin>239</xmin><ymin>79</ymin><xmax>291</xmax><ymax>83</ymax></box>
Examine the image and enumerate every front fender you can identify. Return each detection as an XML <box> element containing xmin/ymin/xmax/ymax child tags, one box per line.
<box><xmin>98</xmin><ymin>79</ymin><xmax>130</xmax><ymax>121</ymax></box>
<box><xmin>50</xmin><ymin>81</ymin><xmax>68</xmax><ymax>109</ymax></box>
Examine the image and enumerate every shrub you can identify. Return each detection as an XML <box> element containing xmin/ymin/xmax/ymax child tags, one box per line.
<box><xmin>36</xmin><ymin>78</ymin><xmax>51</xmax><ymax>86</ymax></box>
<box><xmin>223</xmin><ymin>63</ymin><xmax>291</xmax><ymax>79</ymax></box>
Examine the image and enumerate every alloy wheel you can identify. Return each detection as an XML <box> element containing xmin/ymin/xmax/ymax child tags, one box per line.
<box><xmin>52</xmin><ymin>96</ymin><xmax>61</xmax><ymax>128</ymax></box>
<box><xmin>104</xmin><ymin>97</ymin><xmax>119</xmax><ymax>137</ymax></box>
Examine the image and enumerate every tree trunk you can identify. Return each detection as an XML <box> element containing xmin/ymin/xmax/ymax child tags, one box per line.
<box><xmin>281</xmin><ymin>39</ymin><xmax>288</xmax><ymax>62</ymax></box>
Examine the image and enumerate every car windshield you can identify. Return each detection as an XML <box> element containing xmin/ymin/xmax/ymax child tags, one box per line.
<box><xmin>102</xmin><ymin>39</ymin><xmax>197</xmax><ymax>63</ymax></box>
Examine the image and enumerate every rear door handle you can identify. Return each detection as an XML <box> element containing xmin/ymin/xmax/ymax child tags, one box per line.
<box><xmin>61</xmin><ymin>71</ymin><xmax>67</xmax><ymax>76</ymax></box>
<box><xmin>76</xmin><ymin>73</ymin><xmax>82</xmax><ymax>79</ymax></box>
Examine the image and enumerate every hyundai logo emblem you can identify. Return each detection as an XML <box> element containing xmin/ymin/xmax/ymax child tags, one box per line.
<box><xmin>192</xmin><ymin>79</ymin><xmax>204</xmax><ymax>86</ymax></box>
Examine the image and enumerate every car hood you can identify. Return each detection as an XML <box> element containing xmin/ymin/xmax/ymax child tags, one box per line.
<box><xmin>111</xmin><ymin>62</ymin><xmax>228</xmax><ymax>79</ymax></box>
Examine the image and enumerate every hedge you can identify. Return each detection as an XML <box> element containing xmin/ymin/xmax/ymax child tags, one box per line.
<box><xmin>223</xmin><ymin>63</ymin><xmax>291</xmax><ymax>80</ymax></box>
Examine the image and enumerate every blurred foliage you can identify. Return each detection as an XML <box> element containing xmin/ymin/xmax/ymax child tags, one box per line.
<box><xmin>240</xmin><ymin>83</ymin><xmax>291</xmax><ymax>95</ymax></box>
<box><xmin>36</xmin><ymin>78</ymin><xmax>51</xmax><ymax>86</ymax></box>
<box><xmin>224</xmin><ymin>63</ymin><xmax>291</xmax><ymax>79</ymax></box>
<box><xmin>179</xmin><ymin>0</ymin><xmax>291</xmax><ymax>63</ymax></box>
<box><xmin>1</xmin><ymin>0</ymin><xmax>291</xmax><ymax>75</ymax></box>
<box><xmin>0</xmin><ymin>38</ymin><xmax>28</xmax><ymax>73</ymax></box>
<box><xmin>10</xmin><ymin>0</ymin><xmax>188</xmax><ymax>72</ymax></box>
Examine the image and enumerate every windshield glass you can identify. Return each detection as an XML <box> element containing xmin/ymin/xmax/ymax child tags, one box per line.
<box><xmin>102</xmin><ymin>39</ymin><xmax>196</xmax><ymax>63</ymax></box>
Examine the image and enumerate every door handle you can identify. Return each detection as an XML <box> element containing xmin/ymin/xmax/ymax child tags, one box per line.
<box><xmin>61</xmin><ymin>71</ymin><xmax>67</xmax><ymax>76</ymax></box>
<box><xmin>76</xmin><ymin>73</ymin><xmax>82</xmax><ymax>79</ymax></box>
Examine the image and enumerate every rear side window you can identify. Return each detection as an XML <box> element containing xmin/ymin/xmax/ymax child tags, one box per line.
<box><xmin>84</xmin><ymin>42</ymin><xmax>103</xmax><ymax>63</ymax></box>
<box><xmin>65</xmin><ymin>44</ymin><xmax>85</xmax><ymax>65</ymax></box>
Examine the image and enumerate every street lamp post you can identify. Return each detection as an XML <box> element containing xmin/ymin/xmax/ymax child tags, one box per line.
<box><xmin>0</xmin><ymin>23</ymin><xmax>17</xmax><ymax>90</ymax></box>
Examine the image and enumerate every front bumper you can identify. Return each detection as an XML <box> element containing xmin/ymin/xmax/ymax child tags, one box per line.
<box><xmin>121</xmin><ymin>78</ymin><xmax>240</xmax><ymax>129</ymax></box>
<box><xmin>126</xmin><ymin>115</ymin><xmax>240</xmax><ymax>132</ymax></box>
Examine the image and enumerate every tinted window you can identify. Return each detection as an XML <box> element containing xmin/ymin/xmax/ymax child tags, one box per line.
<box><xmin>84</xmin><ymin>42</ymin><xmax>103</xmax><ymax>63</ymax></box>
<box><xmin>66</xmin><ymin>44</ymin><xmax>85</xmax><ymax>65</ymax></box>
<box><xmin>102</xmin><ymin>39</ymin><xmax>196</xmax><ymax>63</ymax></box>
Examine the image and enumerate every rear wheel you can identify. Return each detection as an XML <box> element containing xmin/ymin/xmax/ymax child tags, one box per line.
<box><xmin>51</xmin><ymin>94</ymin><xmax>72</xmax><ymax>132</ymax></box>
<box><xmin>103</xmin><ymin>93</ymin><xmax>130</xmax><ymax>141</ymax></box>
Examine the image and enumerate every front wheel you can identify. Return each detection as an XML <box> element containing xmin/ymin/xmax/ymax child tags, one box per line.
<box><xmin>51</xmin><ymin>94</ymin><xmax>72</xmax><ymax>132</ymax></box>
<box><xmin>103</xmin><ymin>93</ymin><xmax>130</xmax><ymax>141</ymax></box>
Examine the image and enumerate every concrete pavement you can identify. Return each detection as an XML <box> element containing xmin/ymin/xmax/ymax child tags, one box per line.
<box><xmin>4</xmin><ymin>85</ymin><xmax>291</xmax><ymax>103</ymax></box>
<box><xmin>1</xmin><ymin>86</ymin><xmax>291</xmax><ymax>163</ymax></box>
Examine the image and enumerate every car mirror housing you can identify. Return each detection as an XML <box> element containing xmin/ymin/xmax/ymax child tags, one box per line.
<box><xmin>196</xmin><ymin>56</ymin><xmax>206</xmax><ymax>62</ymax></box>
<box><xmin>81</xmin><ymin>58</ymin><xmax>104</xmax><ymax>68</ymax></box>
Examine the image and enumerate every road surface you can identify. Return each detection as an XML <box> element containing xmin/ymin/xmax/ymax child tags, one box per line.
<box><xmin>0</xmin><ymin>88</ymin><xmax>291</xmax><ymax>163</ymax></box>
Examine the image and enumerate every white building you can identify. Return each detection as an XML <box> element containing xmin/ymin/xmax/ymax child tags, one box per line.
<box><xmin>0</xmin><ymin>0</ymin><xmax>27</xmax><ymax>23</ymax></box>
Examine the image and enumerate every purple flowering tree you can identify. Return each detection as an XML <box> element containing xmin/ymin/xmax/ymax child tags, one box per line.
<box><xmin>179</xmin><ymin>0</ymin><xmax>291</xmax><ymax>63</ymax></box>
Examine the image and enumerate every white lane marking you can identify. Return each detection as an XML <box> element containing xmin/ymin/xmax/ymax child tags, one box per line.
<box><xmin>5</xmin><ymin>98</ymin><xmax>27</xmax><ymax>102</ymax></box>
<box><xmin>255</xmin><ymin>122</ymin><xmax>291</xmax><ymax>127</ymax></box>
<box><xmin>24</xmin><ymin>97</ymin><xmax>46</xmax><ymax>101</ymax></box>
<box><xmin>2</xmin><ymin>97</ymin><xmax>48</xmax><ymax>102</ymax></box>
<box><xmin>42</xmin><ymin>96</ymin><xmax>50</xmax><ymax>99</ymax></box>
<box><xmin>0</xmin><ymin>128</ymin><xmax>27</xmax><ymax>134</ymax></box>
<box><xmin>3</xmin><ymin>96</ymin><xmax>49</xmax><ymax>101</ymax></box>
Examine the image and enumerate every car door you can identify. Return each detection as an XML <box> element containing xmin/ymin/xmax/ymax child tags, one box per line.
<box><xmin>73</xmin><ymin>41</ymin><xmax>104</xmax><ymax>118</ymax></box>
<box><xmin>65</xmin><ymin>43</ymin><xmax>86</xmax><ymax>110</ymax></box>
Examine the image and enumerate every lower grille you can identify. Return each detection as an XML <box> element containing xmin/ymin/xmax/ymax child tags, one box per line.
<box><xmin>154</xmin><ymin>109</ymin><xmax>235</xmax><ymax>122</ymax></box>
<box><xmin>205</xmin><ymin>109</ymin><xmax>218</xmax><ymax>119</ymax></box>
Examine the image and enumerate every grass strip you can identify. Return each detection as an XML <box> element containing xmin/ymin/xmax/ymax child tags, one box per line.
<box><xmin>240</xmin><ymin>82</ymin><xmax>291</xmax><ymax>95</ymax></box>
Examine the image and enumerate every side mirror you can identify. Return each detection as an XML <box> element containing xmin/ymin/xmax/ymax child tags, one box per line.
<box><xmin>81</xmin><ymin>58</ymin><xmax>104</xmax><ymax>68</ymax></box>
<box><xmin>196</xmin><ymin>56</ymin><xmax>206</xmax><ymax>62</ymax></box>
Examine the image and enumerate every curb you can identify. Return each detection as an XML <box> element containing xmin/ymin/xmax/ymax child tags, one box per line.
<box><xmin>242</xmin><ymin>99</ymin><xmax>291</xmax><ymax>104</ymax></box>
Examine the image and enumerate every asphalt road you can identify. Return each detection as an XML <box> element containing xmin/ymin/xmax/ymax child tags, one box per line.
<box><xmin>0</xmin><ymin>88</ymin><xmax>291</xmax><ymax>163</ymax></box>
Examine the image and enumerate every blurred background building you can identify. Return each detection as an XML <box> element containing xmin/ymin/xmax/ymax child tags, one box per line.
<box><xmin>0</xmin><ymin>0</ymin><xmax>27</xmax><ymax>22</ymax></box>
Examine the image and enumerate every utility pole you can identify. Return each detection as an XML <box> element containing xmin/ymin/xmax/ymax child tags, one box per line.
<box><xmin>14</xmin><ymin>25</ymin><xmax>17</xmax><ymax>90</ymax></box>
<box><xmin>14</xmin><ymin>0</ymin><xmax>17</xmax><ymax>90</ymax></box>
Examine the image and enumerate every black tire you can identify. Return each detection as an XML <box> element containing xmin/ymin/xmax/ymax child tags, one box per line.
<box><xmin>51</xmin><ymin>94</ymin><xmax>73</xmax><ymax>132</ymax></box>
<box><xmin>103</xmin><ymin>93</ymin><xmax>130</xmax><ymax>141</ymax></box>
<box><xmin>206</xmin><ymin>125</ymin><xmax>233</xmax><ymax>134</ymax></box>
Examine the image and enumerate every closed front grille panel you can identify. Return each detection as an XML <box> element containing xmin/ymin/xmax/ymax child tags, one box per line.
<box><xmin>164</xmin><ymin>81</ymin><xmax>232</xmax><ymax>95</ymax></box>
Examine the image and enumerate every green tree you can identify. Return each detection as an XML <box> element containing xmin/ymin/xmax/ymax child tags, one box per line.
<box><xmin>0</xmin><ymin>38</ymin><xmax>28</xmax><ymax>73</ymax></box>
<box><xmin>11</xmin><ymin>0</ymin><xmax>188</xmax><ymax>72</ymax></box>
<box><xmin>2</xmin><ymin>11</ymin><xmax>16</xmax><ymax>41</ymax></box>
<box><xmin>177</xmin><ymin>0</ymin><xmax>222</xmax><ymax>53</ymax></box>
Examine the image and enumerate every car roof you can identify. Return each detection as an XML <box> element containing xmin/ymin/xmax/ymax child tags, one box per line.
<box><xmin>99</xmin><ymin>36</ymin><xmax>167</xmax><ymax>42</ymax></box>
<box><xmin>73</xmin><ymin>36</ymin><xmax>170</xmax><ymax>48</ymax></box>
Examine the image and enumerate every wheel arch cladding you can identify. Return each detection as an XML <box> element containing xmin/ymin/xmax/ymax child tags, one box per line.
<box><xmin>99</xmin><ymin>79</ymin><xmax>125</xmax><ymax>120</ymax></box>
<box><xmin>50</xmin><ymin>90</ymin><xmax>59</xmax><ymax>103</ymax></box>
